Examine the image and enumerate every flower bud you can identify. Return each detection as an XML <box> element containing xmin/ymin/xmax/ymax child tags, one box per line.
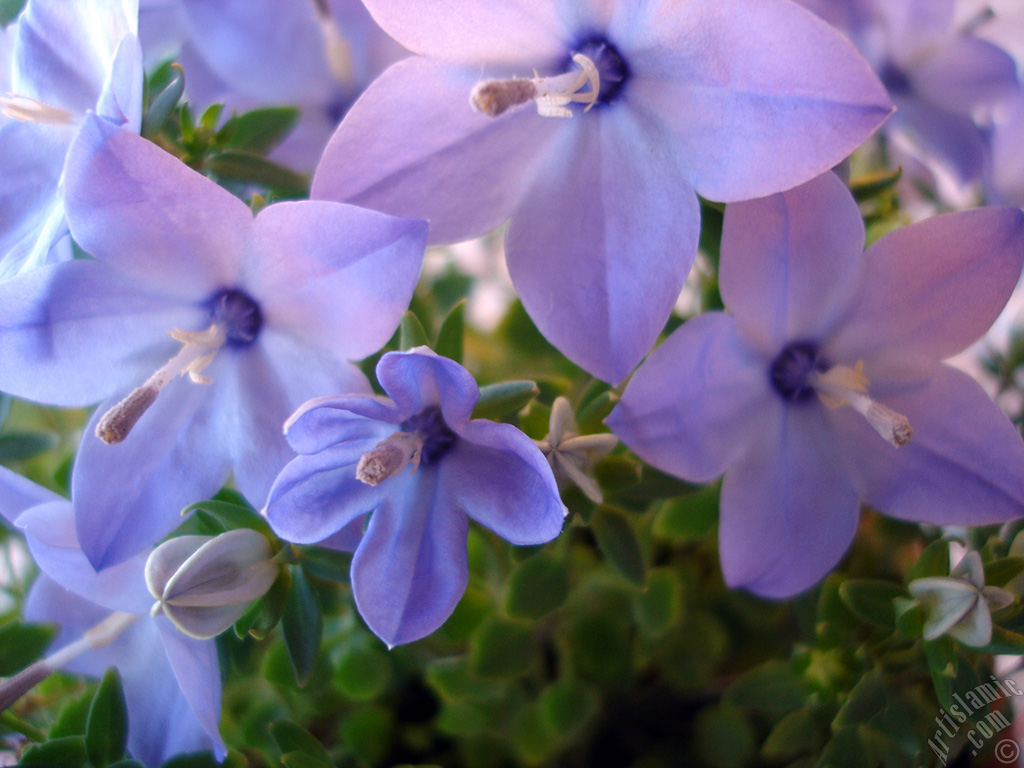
<box><xmin>146</xmin><ymin>528</ymin><xmax>279</xmax><ymax>639</ymax></box>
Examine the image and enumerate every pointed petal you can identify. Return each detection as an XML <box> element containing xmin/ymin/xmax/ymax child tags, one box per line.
<box><xmin>285</xmin><ymin>395</ymin><xmax>402</xmax><ymax>456</ymax></box>
<box><xmin>911</xmin><ymin>36</ymin><xmax>1018</xmax><ymax>115</ymax></box>
<box><xmin>833</xmin><ymin>366</ymin><xmax>1024</xmax><ymax>526</ymax></box>
<box><xmin>359</xmin><ymin>0</ymin><xmax>567</xmax><ymax>63</ymax></box>
<box><xmin>828</xmin><ymin>207</ymin><xmax>1024</xmax><ymax>380</ymax></box>
<box><xmin>377</xmin><ymin>348</ymin><xmax>480</xmax><ymax>430</ymax></box>
<box><xmin>351</xmin><ymin>472</ymin><xmax>468</xmax><ymax>646</ymax></box>
<box><xmin>629</xmin><ymin>0</ymin><xmax>891</xmax><ymax>202</ymax></box>
<box><xmin>17</xmin><ymin>501</ymin><xmax>152</xmax><ymax>614</ymax></box>
<box><xmin>0</xmin><ymin>464</ymin><xmax>61</xmax><ymax>525</ymax></box>
<box><xmin>157</xmin><ymin>620</ymin><xmax>226</xmax><ymax>758</ymax></box>
<box><xmin>506</xmin><ymin>111</ymin><xmax>700</xmax><ymax>383</ymax></box>
<box><xmin>64</xmin><ymin>115</ymin><xmax>251</xmax><ymax>298</ymax></box>
<box><xmin>72</xmin><ymin>372</ymin><xmax>232</xmax><ymax>570</ymax></box>
<box><xmin>909</xmin><ymin>577</ymin><xmax>981</xmax><ymax>640</ymax></box>
<box><xmin>265</xmin><ymin>446</ymin><xmax>384</xmax><ymax>544</ymax></box>
<box><xmin>94</xmin><ymin>33</ymin><xmax>144</xmax><ymax>131</ymax></box>
<box><xmin>162</xmin><ymin>529</ymin><xmax>275</xmax><ymax>607</ymax></box>
<box><xmin>889</xmin><ymin>100</ymin><xmax>987</xmax><ymax>183</ymax></box>
<box><xmin>719</xmin><ymin>402</ymin><xmax>860</xmax><ymax>598</ymax></box>
<box><xmin>948</xmin><ymin>601</ymin><xmax>993</xmax><ymax>648</ymax></box>
<box><xmin>442</xmin><ymin>419</ymin><xmax>564</xmax><ymax>545</ymax></box>
<box><xmin>606</xmin><ymin>313</ymin><xmax>768</xmax><ymax>483</ymax></box>
<box><xmin>951</xmin><ymin>550</ymin><xmax>985</xmax><ymax>588</ymax></box>
<box><xmin>720</xmin><ymin>171</ymin><xmax>865</xmax><ymax>354</ymax></box>
<box><xmin>146</xmin><ymin>535</ymin><xmax>208</xmax><ymax>600</ymax></box>
<box><xmin>248</xmin><ymin>201</ymin><xmax>426</xmax><ymax>360</ymax></box>
<box><xmin>312</xmin><ymin>56</ymin><xmax>562</xmax><ymax>246</ymax></box>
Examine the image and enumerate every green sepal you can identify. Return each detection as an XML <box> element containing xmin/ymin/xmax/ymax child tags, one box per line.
<box><xmin>142</xmin><ymin>63</ymin><xmax>185</xmax><ymax>138</ymax></box>
<box><xmin>434</xmin><ymin>299</ymin><xmax>466</xmax><ymax>364</ymax></box>
<box><xmin>181</xmin><ymin>499</ymin><xmax>274</xmax><ymax>539</ymax></box>
<box><xmin>85</xmin><ymin>668</ymin><xmax>129</xmax><ymax>767</ymax></box>
<box><xmin>399</xmin><ymin>311</ymin><xmax>430</xmax><ymax>351</ymax></box>
<box><xmin>221</xmin><ymin>107</ymin><xmax>300</xmax><ymax>154</ymax></box>
<box><xmin>471</xmin><ymin>381</ymin><xmax>539</xmax><ymax>420</ymax></box>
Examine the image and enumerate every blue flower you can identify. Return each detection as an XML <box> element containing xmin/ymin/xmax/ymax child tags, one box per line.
<box><xmin>265</xmin><ymin>348</ymin><xmax>566</xmax><ymax>647</ymax></box>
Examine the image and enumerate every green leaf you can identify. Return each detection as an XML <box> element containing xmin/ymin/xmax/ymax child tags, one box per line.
<box><xmin>984</xmin><ymin>556</ymin><xmax>1024</xmax><ymax>588</ymax></box>
<box><xmin>142</xmin><ymin>63</ymin><xmax>185</xmax><ymax>138</ymax></box>
<box><xmin>49</xmin><ymin>690</ymin><xmax>93</xmax><ymax>738</ymax></box>
<box><xmin>893</xmin><ymin>598</ymin><xmax>924</xmax><ymax>638</ymax></box>
<box><xmin>198</xmin><ymin>103</ymin><xmax>224</xmax><ymax>131</ymax></box>
<box><xmin>399</xmin><ymin>311</ymin><xmax>430</xmax><ymax>351</ymax></box>
<box><xmin>181</xmin><ymin>499</ymin><xmax>273</xmax><ymax>538</ymax></box>
<box><xmin>296</xmin><ymin>545</ymin><xmax>351</xmax><ymax>583</ymax></box>
<box><xmin>725</xmin><ymin>661</ymin><xmax>807</xmax><ymax>712</ymax></box>
<box><xmin>0</xmin><ymin>0</ymin><xmax>27</xmax><ymax>26</ymax></box>
<box><xmin>0</xmin><ymin>430</ymin><xmax>59</xmax><ymax>462</ymax></box>
<box><xmin>0</xmin><ymin>622</ymin><xmax>56</xmax><ymax>675</ymax></box>
<box><xmin>469</xmin><ymin>616</ymin><xmax>535</xmax><ymax>679</ymax></box>
<box><xmin>695</xmin><ymin>705</ymin><xmax>756</xmax><ymax>768</ymax></box>
<box><xmin>206</xmin><ymin>152</ymin><xmax>309</xmax><ymax>195</ymax></box>
<box><xmin>761</xmin><ymin>706</ymin><xmax>823</xmax><ymax>763</ymax></box>
<box><xmin>592</xmin><ymin>455</ymin><xmax>641</xmax><ymax>497</ymax></box>
<box><xmin>910</xmin><ymin>539</ymin><xmax>950</xmax><ymax>580</ymax></box>
<box><xmin>471</xmin><ymin>381</ymin><xmax>539</xmax><ymax>420</ymax></box>
<box><xmin>237</xmin><ymin>567</ymin><xmax>291</xmax><ymax>640</ymax></box>
<box><xmin>633</xmin><ymin>569</ymin><xmax>681</xmax><ymax>638</ymax></box>
<box><xmin>0</xmin><ymin>710</ymin><xmax>45</xmax><ymax>741</ymax></box>
<box><xmin>19</xmin><ymin>735</ymin><xmax>89</xmax><ymax>767</ymax></box>
<box><xmin>850</xmin><ymin>167</ymin><xmax>902</xmax><ymax>201</ymax></box>
<box><xmin>270</xmin><ymin>720</ymin><xmax>331</xmax><ymax>763</ymax></box>
<box><xmin>590</xmin><ymin>506</ymin><xmax>646</xmax><ymax>586</ymax></box>
<box><xmin>86</xmin><ymin>668</ymin><xmax>128</xmax><ymax>767</ymax></box>
<box><xmin>280</xmin><ymin>754</ymin><xmax>333</xmax><ymax>768</ymax></box>
<box><xmin>833</xmin><ymin>670</ymin><xmax>887</xmax><ymax>728</ymax></box>
<box><xmin>504</xmin><ymin>554</ymin><xmax>569</xmax><ymax>619</ymax></box>
<box><xmin>815</xmin><ymin>727</ymin><xmax>870</xmax><ymax>768</ymax></box>
<box><xmin>339</xmin><ymin>705</ymin><xmax>393</xmax><ymax>765</ymax></box>
<box><xmin>434</xmin><ymin>299</ymin><xmax>466</xmax><ymax>364</ymax></box>
<box><xmin>334</xmin><ymin>643</ymin><xmax>392</xmax><ymax>701</ymax></box>
<box><xmin>978</xmin><ymin>625</ymin><xmax>1024</xmax><ymax>655</ymax></box>
<box><xmin>923</xmin><ymin>637</ymin><xmax>958</xmax><ymax>711</ymax></box>
<box><xmin>435</xmin><ymin>700</ymin><xmax>489</xmax><ymax>738</ymax></box>
<box><xmin>107</xmin><ymin>761</ymin><xmax>147</xmax><ymax>768</ymax></box>
<box><xmin>223</xmin><ymin>107</ymin><xmax>299</xmax><ymax>154</ymax></box>
<box><xmin>838</xmin><ymin>579</ymin><xmax>905</xmax><ymax>629</ymax></box>
<box><xmin>575</xmin><ymin>391</ymin><xmax>619</xmax><ymax>435</ymax></box>
<box><xmin>281</xmin><ymin>568</ymin><xmax>322</xmax><ymax>687</ymax></box>
<box><xmin>425</xmin><ymin>656</ymin><xmax>503</xmax><ymax>701</ymax></box>
<box><xmin>159</xmin><ymin>751</ymin><xmax>224</xmax><ymax>768</ymax></box>
<box><xmin>652</xmin><ymin>485</ymin><xmax>719</xmax><ymax>542</ymax></box>
<box><xmin>538</xmin><ymin>677</ymin><xmax>600</xmax><ymax>742</ymax></box>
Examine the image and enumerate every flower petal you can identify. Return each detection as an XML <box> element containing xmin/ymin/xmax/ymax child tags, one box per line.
<box><xmin>910</xmin><ymin>35</ymin><xmax>1019</xmax><ymax>115</ymax></box>
<box><xmin>719</xmin><ymin>171</ymin><xmax>865</xmax><ymax>354</ymax></box>
<box><xmin>285</xmin><ymin>395</ymin><xmax>402</xmax><ymax>456</ymax></box>
<box><xmin>442</xmin><ymin>419</ymin><xmax>564</xmax><ymax>545</ymax></box>
<box><xmin>832</xmin><ymin>365</ymin><xmax>1024</xmax><ymax>526</ymax></box>
<box><xmin>719</xmin><ymin>401</ymin><xmax>859</xmax><ymax>598</ymax></box>
<box><xmin>157</xmin><ymin>619</ymin><xmax>226</xmax><ymax>759</ymax></box>
<box><xmin>377</xmin><ymin>348</ymin><xmax>480</xmax><ymax>430</ymax></box>
<box><xmin>0</xmin><ymin>464</ymin><xmax>61</xmax><ymax>525</ymax></box>
<box><xmin>247</xmin><ymin>200</ymin><xmax>426</xmax><ymax>361</ymax></box>
<box><xmin>909</xmin><ymin>577</ymin><xmax>981</xmax><ymax>640</ymax></box>
<box><xmin>607</xmin><ymin>313</ymin><xmax>768</xmax><ymax>483</ymax></box>
<box><xmin>828</xmin><ymin>207</ymin><xmax>1024</xmax><ymax>380</ymax></box>
<box><xmin>629</xmin><ymin>0</ymin><xmax>891</xmax><ymax>202</ymax></box>
<box><xmin>312</xmin><ymin>56</ymin><xmax>562</xmax><ymax>246</ymax></box>
<box><xmin>351</xmin><ymin>471</ymin><xmax>468</xmax><ymax>647</ymax></box>
<box><xmin>888</xmin><ymin>99</ymin><xmax>987</xmax><ymax>183</ymax></box>
<box><xmin>506</xmin><ymin>110</ymin><xmax>700</xmax><ymax>383</ymax></box>
<box><xmin>64</xmin><ymin>114</ymin><xmax>251</xmax><ymax>298</ymax></box>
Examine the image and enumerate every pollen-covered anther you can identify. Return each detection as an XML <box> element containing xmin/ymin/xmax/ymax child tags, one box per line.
<box><xmin>95</xmin><ymin>323</ymin><xmax>228</xmax><ymax>445</ymax></box>
<box><xmin>1</xmin><ymin>93</ymin><xmax>74</xmax><ymax>125</ymax></box>
<box><xmin>812</xmin><ymin>361</ymin><xmax>913</xmax><ymax>448</ymax></box>
<box><xmin>356</xmin><ymin>432</ymin><xmax>424</xmax><ymax>486</ymax></box>
<box><xmin>470</xmin><ymin>53</ymin><xmax>600</xmax><ymax>119</ymax></box>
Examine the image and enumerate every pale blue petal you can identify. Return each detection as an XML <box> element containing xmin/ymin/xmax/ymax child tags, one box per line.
<box><xmin>94</xmin><ymin>33</ymin><xmax>145</xmax><ymax>131</ymax></box>
<box><xmin>285</xmin><ymin>395</ymin><xmax>401</xmax><ymax>456</ymax></box>
<box><xmin>442</xmin><ymin>419</ymin><xmax>563</xmax><ymax>545</ymax></box>
<box><xmin>0</xmin><ymin>464</ymin><xmax>61</xmax><ymax>525</ymax></box>
<box><xmin>377</xmin><ymin>349</ymin><xmax>479</xmax><ymax>430</ymax></box>
<box><xmin>157</xmin><ymin>619</ymin><xmax>226</xmax><ymax>759</ymax></box>
<box><xmin>607</xmin><ymin>313</ymin><xmax>768</xmax><ymax>483</ymax></box>
<box><xmin>911</xmin><ymin>35</ymin><xmax>1019</xmax><ymax>115</ymax></box>
<box><xmin>891</xmin><ymin>99</ymin><xmax>987</xmax><ymax>183</ymax></box>
<box><xmin>991</xmin><ymin>96</ymin><xmax>1024</xmax><ymax>206</ymax></box>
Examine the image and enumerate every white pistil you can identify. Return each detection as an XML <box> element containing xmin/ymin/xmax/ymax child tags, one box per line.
<box><xmin>0</xmin><ymin>93</ymin><xmax>74</xmax><ymax>125</ymax></box>
<box><xmin>310</xmin><ymin>0</ymin><xmax>355</xmax><ymax>87</ymax></box>
<box><xmin>356</xmin><ymin>432</ymin><xmax>424</xmax><ymax>486</ymax></box>
<box><xmin>812</xmin><ymin>361</ymin><xmax>913</xmax><ymax>448</ymax></box>
<box><xmin>95</xmin><ymin>324</ymin><xmax>227</xmax><ymax>445</ymax></box>
<box><xmin>470</xmin><ymin>53</ymin><xmax>600</xmax><ymax>119</ymax></box>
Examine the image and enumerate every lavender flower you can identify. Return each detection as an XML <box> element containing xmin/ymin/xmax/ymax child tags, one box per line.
<box><xmin>265</xmin><ymin>348</ymin><xmax>566</xmax><ymax>647</ymax></box>
<box><xmin>607</xmin><ymin>171</ymin><xmax>1024</xmax><ymax>598</ymax></box>
<box><xmin>0</xmin><ymin>115</ymin><xmax>427</xmax><ymax>569</ymax></box>
<box><xmin>311</xmin><ymin>0</ymin><xmax>892</xmax><ymax>384</ymax></box>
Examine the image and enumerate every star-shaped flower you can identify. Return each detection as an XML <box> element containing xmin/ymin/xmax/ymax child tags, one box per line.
<box><xmin>535</xmin><ymin>396</ymin><xmax>617</xmax><ymax>504</ymax></box>
<box><xmin>0</xmin><ymin>114</ymin><xmax>427</xmax><ymax>570</ymax></box>
<box><xmin>264</xmin><ymin>348</ymin><xmax>566</xmax><ymax>647</ymax></box>
<box><xmin>607</xmin><ymin>171</ymin><xmax>1024</xmax><ymax>598</ymax></box>
<box><xmin>312</xmin><ymin>0</ymin><xmax>892</xmax><ymax>384</ymax></box>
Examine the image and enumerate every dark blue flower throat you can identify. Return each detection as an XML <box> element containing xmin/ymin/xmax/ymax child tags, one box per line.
<box><xmin>570</xmin><ymin>35</ymin><xmax>630</xmax><ymax>107</ymax></box>
<box><xmin>878</xmin><ymin>61</ymin><xmax>912</xmax><ymax>97</ymax></box>
<box><xmin>770</xmin><ymin>342</ymin><xmax>827</xmax><ymax>403</ymax></box>
<box><xmin>401</xmin><ymin>407</ymin><xmax>457</xmax><ymax>466</ymax></box>
<box><xmin>209</xmin><ymin>289</ymin><xmax>262</xmax><ymax>347</ymax></box>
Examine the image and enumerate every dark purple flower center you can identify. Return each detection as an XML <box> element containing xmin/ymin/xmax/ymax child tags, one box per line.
<box><xmin>401</xmin><ymin>407</ymin><xmax>457</xmax><ymax>466</ymax></box>
<box><xmin>208</xmin><ymin>289</ymin><xmax>263</xmax><ymax>347</ymax></box>
<box><xmin>769</xmin><ymin>342</ymin><xmax>827</xmax><ymax>402</ymax></box>
<box><xmin>878</xmin><ymin>61</ymin><xmax>912</xmax><ymax>96</ymax></box>
<box><xmin>568</xmin><ymin>35</ymin><xmax>630</xmax><ymax>107</ymax></box>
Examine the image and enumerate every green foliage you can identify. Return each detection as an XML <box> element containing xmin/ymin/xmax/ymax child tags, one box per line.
<box><xmin>504</xmin><ymin>554</ymin><xmax>569</xmax><ymax>619</ymax></box>
<box><xmin>281</xmin><ymin>568</ymin><xmax>323</xmax><ymax>687</ymax></box>
<box><xmin>0</xmin><ymin>622</ymin><xmax>55</xmax><ymax>675</ymax></box>
<box><xmin>85</xmin><ymin>668</ymin><xmax>129</xmax><ymax>767</ymax></box>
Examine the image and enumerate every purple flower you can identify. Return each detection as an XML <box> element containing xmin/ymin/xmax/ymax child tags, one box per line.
<box><xmin>264</xmin><ymin>348</ymin><xmax>566</xmax><ymax>647</ymax></box>
<box><xmin>0</xmin><ymin>468</ymin><xmax>224</xmax><ymax>767</ymax></box>
<box><xmin>0</xmin><ymin>114</ymin><xmax>426</xmax><ymax>570</ymax></box>
<box><xmin>797</xmin><ymin>0</ymin><xmax>1019</xmax><ymax>185</ymax></box>
<box><xmin>607</xmin><ymin>171</ymin><xmax>1024</xmax><ymax>598</ymax></box>
<box><xmin>0</xmin><ymin>0</ymin><xmax>142</xmax><ymax>277</ymax></box>
<box><xmin>311</xmin><ymin>0</ymin><xmax>892</xmax><ymax>383</ymax></box>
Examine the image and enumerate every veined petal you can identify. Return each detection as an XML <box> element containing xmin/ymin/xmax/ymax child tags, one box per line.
<box><xmin>607</xmin><ymin>313</ymin><xmax>768</xmax><ymax>483</ymax></box>
<box><xmin>265</xmin><ymin>445</ymin><xmax>384</xmax><ymax>545</ymax></box>
<box><xmin>506</xmin><ymin>110</ymin><xmax>700</xmax><ymax>383</ymax></box>
<box><xmin>719</xmin><ymin>401</ymin><xmax>859</xmax><ymax>599</ymax></box>
<box><xmin>285</xmin><ymin>395</ymin><xmax>402</xmax><ymax>456</ymax></box>
<box><xmin>828</xmin><ymin>207</ymin><xmax>1024</xmax><ymax>380</ymax></box>
<box><xmin>0</xmin><ymin>260</ymin><xmax>201</xmax><ymax>406</ymax></box>
<box><xmin>442</xmin><ymin>419</ymin><xmax>564</xmax><ymax>545</ymax></box>
<box><xmin>833</xmin><ymin>366</ymin><xmax>1024</xmax><ymax>526</ymax></box>
<box><xmin>359</xmin><ymin>0</ymin><xmax>568</xmax><ymax>64</ymax></box>
<box><xmin>910</xmin><ymin>36</ymin><xmax>1019</xmax><ymax>115</ymax></box>
<box><xmin>0</xmin><ymin>464</ymin><xmax>61</xmax><ymax>525</ymax></box>
<box><xmin>64</xmin><ymin>115</ymin><xmax>251</xmax><ymax>298</ymax></box>
<box><xmin>247</xmin><ymin>201</ymin><xmax>426</xmax><ymax>361</ymax></box>
<box><xmin>377</xmin><ymin>348</ymin><xmax>479</xmax><ymax>431</ymax></box>
<box><xmin>629</xmin><ymin>0</ymin><xmax>891</xmax><ymax>202</ymax></box>
<box><xmin>720</xmin><ymin>171</ymin><xmax>865</xmax><ymax>355</ymax></box>
<box><xmin>312</xmin><ymin>56</ymin><xmax>563</xmax><ymax>246</ymax></box>
<box><xmin>909</xmin><ymin>577</ymin><xmax>981</xmax><ymax>640</ymax></box>
<box><xmin>889</xmin><ymin>100</ymin><xmax>987</xmax><ymax>184</ymax></box>
<box><xmin>157</xmin><ymin>620</ymin><xmax>226</xmax><ymax>759</ymax></box>
<box><xmin>73</xmin><ymin>369</ymin><xmax>231</xmax><ymax>570</ymax></box>
<box><xmin>351</xmin><ymin>472</ymin><xmax>469</xmax><ymax>647</ymax></box>
<box><xmin>94</xmin><ymin>33</ymin><xmax>144</xmax><ymax>131</ymax></box>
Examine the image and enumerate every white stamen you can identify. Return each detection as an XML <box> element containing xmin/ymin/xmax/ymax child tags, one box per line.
<box><xmin>310</xmin><ymin>0</ymin><xmax>355</xmax><ymax>87</ymax></box>
<box><xmin>1</xmin><ymin>94</ymin><xmax>74</xmax><ymax>125</ymax></box>
<box><xmin>470</xmin><ymin>53</ymin><xmax>600</xmax><ymax>119</ymax></box>
<box><xmin>812</xmin><ymin>362</ymin><xmax>913</xmax><ymax>448</ymax></box>
<box><xmin>356</xmin><ymin>432</ymin><xmax>424</xmax><ymax>486</ymax></box>
<box><xmin>95</xmin><ymin>324</ymin><xmax>227</xmax><ymax>445</ymax></box>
